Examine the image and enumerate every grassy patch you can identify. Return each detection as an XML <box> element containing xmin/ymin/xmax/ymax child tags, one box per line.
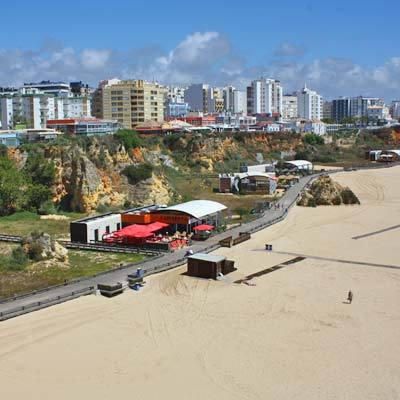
<box><xmin>0</xmin><ymin>211</ymin><xmax>85</xmax><ymax>238</ymax></box>
<box><xmin>0</xmin><ymin>250</ymin><xmax>146</xmax><ymax>299</ymax></box>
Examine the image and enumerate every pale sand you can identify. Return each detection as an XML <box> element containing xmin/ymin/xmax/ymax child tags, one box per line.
<box><xmin>1</xmin><ymin>167</ymin><xmax>400</xmax><ymax>399</ymax></box>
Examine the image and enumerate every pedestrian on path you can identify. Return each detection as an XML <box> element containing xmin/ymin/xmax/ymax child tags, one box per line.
<box><xmin>347</xmin><ymin>290</ymin><xmax>353</xmax><ymax>304</ymax></box>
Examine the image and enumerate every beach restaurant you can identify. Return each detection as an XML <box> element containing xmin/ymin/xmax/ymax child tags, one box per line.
<box><xmin>121</xmin><ymin>200</ymin><xmax>227</xmax><ymax>234</ymax></box>
<box><xmin>70</xmin><ymin>200</ymin><xmax>227</xmax><ymax>248</ymax></box>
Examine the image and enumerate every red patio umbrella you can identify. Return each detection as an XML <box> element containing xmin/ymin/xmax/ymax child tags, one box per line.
<box><xmin>193</xmin><ymin>224</ymin><xmax>215</xmax><ymax>231</ymax></box>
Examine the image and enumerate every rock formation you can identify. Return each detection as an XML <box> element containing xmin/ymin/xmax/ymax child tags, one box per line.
<box><xmin>298</xmin><ymin>175</ymin><xmax>360</xmax><ymax>207</ymax></box>
<box><xmin>22</xmin><ymin>232</ymin><xmax>69</xmax><ymax>263</ymax></box>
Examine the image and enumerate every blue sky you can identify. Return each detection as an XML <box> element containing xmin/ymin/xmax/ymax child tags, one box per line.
<box><xmin>1</xmin><ymin>0</ymin><xmax>399</xmax><ymax>99</ymax></box>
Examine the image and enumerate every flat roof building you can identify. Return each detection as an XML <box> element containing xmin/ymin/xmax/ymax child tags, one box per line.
<box><xmin>70</xmin><ymin>213</ymin><xmax>122</xmax><ymax>243</ymax></box>
<box><xmin>47</xmin><ymin>118</ymin><xmax>119</xmax><ymax>136</ymax></box>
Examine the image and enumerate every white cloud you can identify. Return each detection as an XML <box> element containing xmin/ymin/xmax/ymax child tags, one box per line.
<box><xmin>0</xmin><ymin>33</ymin><xmax>399</xmax><ymax>100</ymax></box>
<box><xmin>274</xmin><ymin>42</ymin><xmax>305</xmax><ymax>57</ymax></box>
<box><xmin>81</xmin><ymin>49</ymin><xmax>111</xmax><ymax>69</ymax></box>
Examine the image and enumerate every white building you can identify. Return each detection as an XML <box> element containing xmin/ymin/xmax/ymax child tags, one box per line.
<box><xmin>185</xmin><ymin>84</ymin><xmax>215</xmax><ymax>113</ymax></box>
<box><xmin>367</xmin><ymin>105</ymin><xmax>390</xmax><ymax>121</ymax></box>
<box><xmin>167</xmin><ymin>86</ymin><xmax>186</xmax><ymax>104</ymax></box>
<box><xmin>1</xmin><ymin>90</ymin><xmax>91</xmax><ymax>130</ymax></box>
<box><xmin>304</xmin><ymin>120</ymin><xmax>327</xmax><ymax>135</ymax></box>
<box><xmin>248</xmin><ymin>78</ymin><xmax>283</xmax><ymax>115</ymax></box>
<box><xmin>297</xmin><ymin>85</ymin><xmax>322</xmax><ymax>120</ymax></box>
<box><xmin>233</xmin><ymin>90</ymin><xmax>247</xmax><ymax>114</ymax></box>
<box><xmin>350</xmin><ymin>96</ymin><xmax>383</xmax><ymax>119</ymax></box>
<box><xmin>264</xmin><ymin>123</ymin><xmax>281</xmax><ymax>133</ymax></box>
<box><xmin>391</xmin><ymin>101</ymin><xmax>400</xmax><ymax>119</ymax></box>
<box><xmin>282</xmin><ymin>94</ymin><xmax>298</xmax><ymax>119</ymax></box>
<box><xmin>22</xmin><ymin>81</ymin><xmax>70</xmax><ymax>97</ymax></box>
<box><xmin>222</xmin><ymin>86</ymin><xmax>235</xmax><ymax>113</ymax></box>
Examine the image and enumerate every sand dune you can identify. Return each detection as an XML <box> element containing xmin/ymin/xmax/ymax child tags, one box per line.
<box><xmin>1</xmin><ymin>167</ymin><xmax>400</xmax><ymax>399</ymax></box>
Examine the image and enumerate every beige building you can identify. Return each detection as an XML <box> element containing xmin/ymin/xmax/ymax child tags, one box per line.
<box><xmin>102</xmin><ymin>80</ymin><xmax>167</xmax><ymax>128</ymax></box>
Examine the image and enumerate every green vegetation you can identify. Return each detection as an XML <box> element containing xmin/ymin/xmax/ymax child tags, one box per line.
<box><xmin>0</xmin><ymin>249</ymin><xmax>145</xmax><ymax>299</ymax></box>
<box><xmin>304</xmin><ymin>133</ymin><xmax>325</xmax><ymax>145</ymax></box>
<box><xmin>0</xmin><ymin>247</ymin><xmax>29</xmax><ymax>271</ymax></box>
<box><xmin>122</xmin><ymin>163</ymin><xmax>153</xmax><ymax>184</ymax></box>
<box><xmin>0</xmin><ymin>211</ymin><xmax>84</xmax><ymax>237</ymax></box>
<box><xmin>0</xmin><ymin>157</ymin><xmax>26</xmax><ymax>216</ymax></box>
<box><xmin>115</xmin><ymin>129</ymin><xmax>143</xmax><ymax>151</ymax></box>
<box><xmin>0</xmin><ymin>151</ymin><xmax>56</xmax><ymax>216</ymax></box>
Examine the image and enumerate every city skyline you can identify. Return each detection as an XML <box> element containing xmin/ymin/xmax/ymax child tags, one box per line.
<box><xmin>0</xmin><ymin>0</ymin><xmax>399</xmax><ymax>100</ymax></box>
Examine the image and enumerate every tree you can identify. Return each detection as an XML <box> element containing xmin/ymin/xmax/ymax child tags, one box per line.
<box><xmin>24</xmin><ymin>153</ymin><xmax>56</xmax><ymax>187</ymax></box>
<box><xmin>122</xmin><ymin>163</ymin><xmax>153</xmax><ymax>184</ymax></box>
<box><xmin>0</xmin><ymin>157</ymin><xmax>25</xmax><ymax>216</ymax></box>
<box><xmin>304</xmin><ymin>133</ymin><xmax>324</xmax><ymax>145</ymax></box>
<box><xmin>115</xmin><ymin>129</ymin><xmax>142</xmax><ymax>151</ymax></box>
<box><xmin>25</xmin><ymin>184</ymin><xmax>53</xmax><ymax>212</ymax></box>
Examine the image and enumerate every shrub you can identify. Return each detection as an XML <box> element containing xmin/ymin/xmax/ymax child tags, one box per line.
<box><xmin>8</xmin><ymin>247</ymin><xmax>29</xmax><ymax>270</ymax></box>
<box><xmin>96</xmin><ymin>204</ymin><xmax>111</xmax><ymax>213</ymax></box>
<box><xmin>27</xmin><ymin>242</ymin><xmax>44</xmax><ymax>262</ymax></box>
<box><xmin>38</xmin><ymin>200</ymin><xmax>57</xmax><ymax>215</ymax></box>
<box><xmin>115</xmin><ymin>129</ymin><xmax>142</xmax><ymax>151</ymax></box>
<box><xmin>24</xmin><ymin>153</ymin><xmax>56</xmax><ymax>186</ymax></box>
<box><xmin>122</xmin><ymin>163</ymin><xmax>153</xmax><ymax>185</ymax></box>
<box><xmin>25</xmin><ymin>184</ymin><xmax>53</xmax><ymax>212</ymax></box>
<box><xmin>304</xmin><ymin>133</ymin><xmax>324</xmax><ymax>145</ymax></box>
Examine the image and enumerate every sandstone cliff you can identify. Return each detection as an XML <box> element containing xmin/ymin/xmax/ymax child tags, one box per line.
<box><xmin>298</xmin><ymin>175</ymin><xmax>360</xmax><ymax>207</ymax></box>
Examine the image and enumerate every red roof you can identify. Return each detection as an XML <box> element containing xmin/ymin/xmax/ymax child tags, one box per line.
<box><xmin>113</xmin><ymin>222</ymin><xmax>169</xmax><ymax>239</ymax></box>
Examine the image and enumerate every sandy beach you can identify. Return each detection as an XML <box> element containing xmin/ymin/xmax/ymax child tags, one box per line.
<box><xmin>1</xmin><ymin>166</ymin><xmax>400</xmax><ymax>399</ymax></box>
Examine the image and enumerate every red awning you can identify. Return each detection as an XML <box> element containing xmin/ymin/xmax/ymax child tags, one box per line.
<box><xmin>193</xmin><ymin>224</ymin><xmax>215</xmax><ymax>232</ymax></box>
<box><xmin>113</xmin><ymin>222</ymin><xmax>169</xmax><ymax>239</ymax></box>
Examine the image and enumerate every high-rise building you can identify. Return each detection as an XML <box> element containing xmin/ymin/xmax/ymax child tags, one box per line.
<box><xmin>322</xmin><ymin>101</ymin><xmax>332</xmax><ymax>120</ymax></box>
<box><xmin>185</xmin><ymin>84</ymin><xmax>215</xmax><ymax>114</ymax></box>
<box><xmin>92</xmin><ymin>79</ymin><xmax>121</xmax><ymax>119</ymax></box>
<box><xmin>246</xmin><ymin>78</ymin><xmax>283</xmax><ymax>115</ymax></box>
<box><xmin>297</xmin><ymin>85</ymin><xmax>322</xmax><ymax>120</ymax></box>
<box><xmin>391</xmin><ymin>101</ymin><xmax>400</xmax><ymax>119</ymax></box>
<box><xmin>233</xmin><ymin>90</ymin><xmax>247</xmax><ymax>114</ymax></box>
<box><xmin>332</xmin><ymin>98</ymin><xmax>351</xmax><ymax>122</ymax></box>
<box><xmin>350</xmin><ymin>96</ymin><xmax>383</xmax><ymax>119</ymax></box>
<box><xmin>223</xmin><ymin>86</ymin><xmax>235</xmax><ymax>113</ymax></box>
<box><xmin>282</xmin><ymin>94</ymin><xmax>298</xmax><ymax>119</ymax></box>
<box><xmin>1</xmin><ymin>88</ymin><xmax>91</xmax><ymax>130</ymax></box>
<box><xmin>102</xmin><ymin>80</ymin><xmax>167</xmax><ymax>128</ymax></box>
<box><xmin>166</xmin><ymin>86</ymin><xmax>186</xmax><ymax>104</ymax></box>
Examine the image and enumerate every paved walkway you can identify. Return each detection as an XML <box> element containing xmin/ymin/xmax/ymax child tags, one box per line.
<box><xmin>0</xmin><ymin>175</ymin><xmax>314</xmax><ymax>320</ymax></box>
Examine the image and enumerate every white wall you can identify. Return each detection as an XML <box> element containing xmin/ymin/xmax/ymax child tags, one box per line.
<box><xmin>85</xmin><ymin>214</ymin><xmax>122</xmax><ymax>242</ymax></box>
<box><xmin>233</xmin><ymin>90</ymin><xmax>247</xmax><ymax>114</ymax></box>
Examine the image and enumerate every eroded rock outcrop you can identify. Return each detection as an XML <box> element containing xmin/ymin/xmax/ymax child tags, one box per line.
<box><xmin>298</xmin><ymin>175</ymin><xmax>360</xmax><ymax>207</ymax></box>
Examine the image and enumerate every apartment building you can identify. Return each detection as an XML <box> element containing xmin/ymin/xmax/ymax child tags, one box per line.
<box><xmin>185</xmin><ymin>84</ymin><xmax>215</xmax><ymax>114</ymax></box>
<box><xmin>233</xmin><ymin>90</ymin><xmax>247</xmax><ymax>114</ymax></box>
<box><xmin>1</xmin><ymin>88</ymin><xmax>91</xmax><ymax>130</ymax></box>
<box><xmin>297</xmin><ymin>85</ymin><xmax>322</xmax><ymax>120</ymax></box>
<box><xmin>102</xmin><ymin>80</ymin><xmax>167</xmax><ymax>128</ymax></box>
<box><xmin>391</xmin><ymin>101</ymin><xmax>400</xmax><ymax>119</ymax></box>
<box><xmin>247</xmin><ymin>78</ymin><xmax>283</xmax><ymax>115</ymax></box>
<box><xmin>332</xmin><ymin>98</ymin><xmax>351</xmax><ymax>122</ymax></box>
<box><xmin>350</xmin><ymin>96</ymin><xmax>383</xmax><ymax>119</ymax></box>
<box><xmin>282</xmin><ymin>94</ymin><xmax>298</xmax><ymax>119</ymax></box>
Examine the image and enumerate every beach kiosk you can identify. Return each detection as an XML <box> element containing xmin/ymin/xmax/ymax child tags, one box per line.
<box><xmin>187</xmin><ymin>253</ymin><xmax>236</xmax><ymax>279</ymax></box>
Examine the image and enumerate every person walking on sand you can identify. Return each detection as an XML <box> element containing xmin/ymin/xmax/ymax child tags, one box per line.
<box><xmin>347</xmin><ymin>290</ymin><xmax>353</xmax><ymax>304</ymax></box>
